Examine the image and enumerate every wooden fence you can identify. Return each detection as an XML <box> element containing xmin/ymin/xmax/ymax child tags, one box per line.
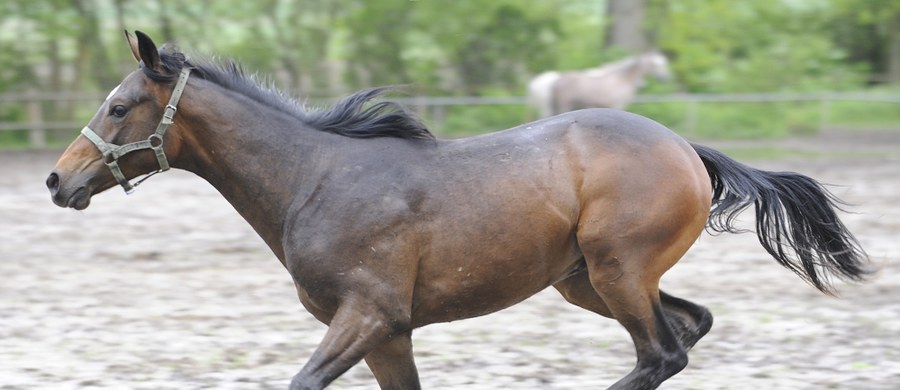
<box><xmin>0</xmin><ymin>92</ymin><xmax>109</xmax><ymax>148</ymax></box>
<box><xmin>2</xmin><ymin>91</ymin><xmax>899</xmax><ymax>148</ymax></box>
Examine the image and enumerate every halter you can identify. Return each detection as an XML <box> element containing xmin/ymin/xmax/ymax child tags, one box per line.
<box><xmin>81</xmin><ymin>67</ymin><xmax>191</xmax><ymax>194</ymax></box>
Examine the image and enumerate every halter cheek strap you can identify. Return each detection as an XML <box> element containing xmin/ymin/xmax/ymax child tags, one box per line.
<box><xmin>81</xmin><ymin>67</ymin><xmax>191</xmax><ymax>194</ymax></box>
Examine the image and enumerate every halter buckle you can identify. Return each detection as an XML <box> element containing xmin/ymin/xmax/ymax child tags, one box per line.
<box><xmin>163</xmin><ymin>104</ymin><xmax>177</xmax><ymax>121</ymax></box>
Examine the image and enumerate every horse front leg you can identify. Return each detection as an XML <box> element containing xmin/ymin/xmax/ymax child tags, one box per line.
<box><xmin>289</xmin><ymin>296</ymin><xmax>415</xmax><ymax>390</ymax></box>
<box><xmin>364</xmin><ymin>330</ymin><xmax>421</xmax><ymax>389</ymax></box>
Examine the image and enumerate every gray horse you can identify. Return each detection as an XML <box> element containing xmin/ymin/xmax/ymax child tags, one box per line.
<box><xmin>528</xmin><ymin>52</ymin><xmax>671</xmax><ymax>117</ymax></box>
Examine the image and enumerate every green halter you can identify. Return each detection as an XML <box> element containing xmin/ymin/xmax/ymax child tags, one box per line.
<box><xmin>81</xmin><ymin>67</ymin><xmax>191</xmax><ymax>194</ymax></box>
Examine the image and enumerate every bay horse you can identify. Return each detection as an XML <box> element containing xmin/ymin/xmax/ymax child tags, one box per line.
<box><xmin>47</xmin><ymin>31</ymin><xmax>868</xmax><ymax>390</ymax></box>
<box><xmin>528</xmin><ymin>52</ymin><xmax>671</xmax><ymax>118</ymax></box>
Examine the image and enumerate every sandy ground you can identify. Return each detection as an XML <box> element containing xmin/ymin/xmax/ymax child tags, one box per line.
<box><xmin>1</xmin><ymin>130</ymin><xmax>898</xmax><ymax>389</ymax></box>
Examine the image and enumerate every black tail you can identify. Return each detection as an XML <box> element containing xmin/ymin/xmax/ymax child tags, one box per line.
<box><xmin>691</xmin><ymin>143</ymin><xmax>870</xmax><ymax>295</ymax></box>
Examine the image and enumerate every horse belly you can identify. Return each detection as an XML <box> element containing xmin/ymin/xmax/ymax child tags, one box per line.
<box><xmin>410</xmin><ymin>201</ymin><xmax>582</xmax><ymax>326</ymax></box>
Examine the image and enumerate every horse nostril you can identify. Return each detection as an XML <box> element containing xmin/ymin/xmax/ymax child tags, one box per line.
<box><xmin>46</xmin><ymin>172</ymin><xmax>60</xmax><ymax>193</ymax></box>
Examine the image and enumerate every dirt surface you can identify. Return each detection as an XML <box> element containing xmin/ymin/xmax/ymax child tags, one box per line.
<box><xmin>1</xmin><ymin>130</ymin><xmax>899</xmax><ymax>389</ymax></box>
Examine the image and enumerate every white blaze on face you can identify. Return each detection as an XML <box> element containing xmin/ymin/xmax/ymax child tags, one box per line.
<box><xmin>105</xmin><ymin>84</ymin><xmax>121</xmax><ymax>101</ymax></box>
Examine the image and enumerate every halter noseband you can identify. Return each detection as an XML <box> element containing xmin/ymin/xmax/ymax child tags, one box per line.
<box><xmin>81</xmin><ymin>67</ymin><xmax>191</xmax><ymax>194</ymax></box>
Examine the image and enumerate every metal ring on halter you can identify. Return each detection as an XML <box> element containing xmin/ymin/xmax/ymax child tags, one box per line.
<box><xmin>148</xmin><ymin>133</ymin><xmax>164</xmax><ymax>147</ymax></box>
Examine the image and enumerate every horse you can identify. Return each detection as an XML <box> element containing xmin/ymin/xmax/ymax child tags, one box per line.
<box><xmin>47</xmin><ymin>31</ymin><xmax>869</xmax><ymax>390</ymax></box>
<box><xmin>528</xmin><ymin>51</ymin><xmax>671</xmax><ymax>118</ymax></box>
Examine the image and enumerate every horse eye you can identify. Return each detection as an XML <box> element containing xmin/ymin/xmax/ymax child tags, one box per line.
<box><xmin>111</xmin><ymin>105</ymin><xmax>128</xmax><ymax>118</ymax></box>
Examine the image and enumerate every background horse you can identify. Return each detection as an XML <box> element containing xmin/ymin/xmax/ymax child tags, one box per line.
<box><xmin>47</xmin><ymin>31</ymin><xmax>867</xmax><ymax>390</ymax></box>
<box><xmin>528</xmin><ymin>51</ymin><xmax>671</xmax><ymax>117</ymax></box>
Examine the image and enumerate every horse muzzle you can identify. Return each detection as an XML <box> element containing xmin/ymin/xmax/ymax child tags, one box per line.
<box><xmin>46</xmin><ymin>171</ymin><xmax>94</xmax><ymax>210</ymax></box>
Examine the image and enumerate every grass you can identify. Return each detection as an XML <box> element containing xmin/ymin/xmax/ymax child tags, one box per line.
<box><xmin>435</xmin><ymin>104</ymin><xmax>530</xmax><ymax>138</ymax></box>
<box><xmin>827</xmin><ymin>100</ymin><xmax>900</xmax><ymax>129</ymax></box>
<box><xmin>435</xmin><ymin>97</ymin><xmax>899</xmax><ymax>141</ymax></box>
<box><xmin>712</xmin><ymin>146</ymin><xmax>824</xmax><ymax>161</ymax></box>
<box><xmin>0</xmin><ymin>130</ymin><xmax>31</xmax><ymax>149</ymax></box>
<box><xmin>719</xmin><ymin>146</ymin><xmax>900</xmax><ymax>161</ymax></box>
<box><xmin>631</xmin><ymin>101</ymin><xmax>829</xmax><ymax>139</ymax></box>
<box><xmin>705</xmin><ymin>146</ymin><xmax>899</xmax><ymax>160</ymax></box>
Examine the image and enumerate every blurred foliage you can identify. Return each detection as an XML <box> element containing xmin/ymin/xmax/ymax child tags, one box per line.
<box><xmin>652</xmin><ymin>0</ymin><xmax>873</xmax><ymax>92</ymax></box>
<box><xmin>1</xmin><ymin>0</ymin><xmax>899</xmax><ymax>141</ymax></box>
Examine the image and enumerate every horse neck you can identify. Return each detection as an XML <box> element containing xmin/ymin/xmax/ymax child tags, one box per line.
<box><xmin>587</xmin><ymin>57</ymin><xmax>649</xmax><ymax>86</ymax></box>
<box><xmin>621</xmin><ymin>58</ymin><xmax>651</xmax><ymax>83</ymax></box>
<box><xmin>587</xmin><ymin>57</ymin><xmax>632</xmax><ymax>77</ymax></box>
<box><xmin>171</xmin><ymin>83</ymin><xmax>333</xmax><ymax>261</ymax></box>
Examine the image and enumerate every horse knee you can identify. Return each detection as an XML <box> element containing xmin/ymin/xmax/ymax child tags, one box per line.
<box><xmin>553</xmin><ymin>271</ymin><xmax>614</xmax><ymax>318</ymax></box>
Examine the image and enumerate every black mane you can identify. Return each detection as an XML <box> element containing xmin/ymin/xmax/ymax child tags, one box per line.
<box><xmin>142</xmin><ymin>45</ymin><xmax>435</xmax><ymax>142</ymax></box>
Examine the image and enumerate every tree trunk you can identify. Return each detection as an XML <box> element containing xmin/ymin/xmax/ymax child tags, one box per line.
<box><xmin>47</xmin><ymin>37</ymin><xmax>68</xmax><ymax>122</ymax></box>
<box><xmin>72</xmin><ymin>0</ymin><xmax>119</xmax><ymax>89</ymax></box>
<box><xmin>157</xmin><ymin>0</ymin><xmax>175</xmax><ymax>42</ymax></box>
<box><xmin>886</xmin><ymin>12</ymin><xmax>900</xmax><ymax>84</ymax></box>
<box><xmin>604</xmin><ymin>0</ymin><xmax>647</xmax><ymax>53</ymax></box>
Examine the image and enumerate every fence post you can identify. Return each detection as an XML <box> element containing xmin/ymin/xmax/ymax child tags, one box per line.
<box><xmin>430</xmin><ymin>105</ymin><xmax>446</xmax><ymax>134</ymax></box>
<box><xmin>26</xmin><ymin>91</ymin><xmax>47</xmax><ymax>148</ymax></box>
<box><xmin>684</xmin><ymin>99</ymin><xmax>699</xmax><ymax>134</ymax></box>
<box><xmin>818</xmin><ymin>97</ymin><xmax>831</xmax><ymax>132</ymax></box>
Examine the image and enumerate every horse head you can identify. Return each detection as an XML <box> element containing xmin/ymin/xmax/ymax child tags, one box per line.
<box><xmin>47</xmin><ymin>31</ymin><xmax>191</xmax><ymax>209</ymax></box>
<box><xmin>642</xmin><ymin>51</ymin><xmax>672</xmax><ymax>81</ymax></box>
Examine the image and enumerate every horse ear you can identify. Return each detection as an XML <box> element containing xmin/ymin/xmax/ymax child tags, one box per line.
<box><xmin>658</xmin><ymin>48</ymin><xmax>676</xmax><ymax>61</ymax></box>
<box><xmin>124</xmin><ymin>30</ymin><xmax>140</xmax><ymax>63</ymax></box>
<box><xmin>134</xmin><ymin>30</ymin><xmax>161</xmax><ymax>71</ymax></box>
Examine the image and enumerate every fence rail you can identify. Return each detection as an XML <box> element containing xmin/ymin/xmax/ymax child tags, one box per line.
<box><xmin>2</xmin><ymin>91</ymin><xmax>899</xmax><ymax>148</ymax></box>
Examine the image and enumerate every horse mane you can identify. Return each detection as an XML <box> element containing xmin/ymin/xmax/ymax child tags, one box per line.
<box><xmin>584</xmin><ymin>56</ymin><xmax>639</xmax><ymax>78</ymax></box>
<box><xmin>141</xmin><ymin>45</ymin><xmax>435</xmax><ymax>142</ymax></box>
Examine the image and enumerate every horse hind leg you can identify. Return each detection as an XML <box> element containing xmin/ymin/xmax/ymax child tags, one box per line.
<box><xmin>555</xmin><ymin>270</ymin><xmax>713</xmax><ymax>353</ymax></box>
<box><xmin>574</xmin><ymin>209</ymin><xmax>710</xmax><ymax>389</ymax></box>
<box><xmin>581</xmin><ymin>257</ymin><xmax>688</xmax><ymax>390</ymax></box>
<box><xmin>554</xmin><ymin>264</ymin><xmax>613</xmax><ymax>318</ymax></box>
<box><xmin>582</xmin><ymin>251</ymin><xmax>688</xmax><ymax>390</ymax></box>
<box><xmin>659</xmin><ymin>290</ymin><xmax>713</xmax><ymax>351</ymax></box>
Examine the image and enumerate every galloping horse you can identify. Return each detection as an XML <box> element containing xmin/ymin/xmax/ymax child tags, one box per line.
<box><xmin>48</xmin><ymin>31</ymin><xmax>868</xmax><ymax>390</ymax></box>
<box><xmin>528</xmin><ymin>52</ymin><xmax>671</xmax><ymax>117</ymax></box>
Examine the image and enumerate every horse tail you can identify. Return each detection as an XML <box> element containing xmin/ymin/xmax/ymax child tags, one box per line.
<box><xmin>690</xmin><ymin>142</ymin><xmax>871</xmax><ymax>295</ymax></box>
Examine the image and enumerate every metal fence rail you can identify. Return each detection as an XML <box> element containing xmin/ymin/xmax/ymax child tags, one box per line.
<box><xmin>2</xmin><ymin>92</ymin><xmax>899</xmax><ymax>148</ymax></box>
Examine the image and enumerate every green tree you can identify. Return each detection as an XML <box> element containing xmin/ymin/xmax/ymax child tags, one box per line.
<box><xmin>652</xmin><ymin>0</ymin><xmax>866</xmax><ymax>93</ymax></box>
<box><xmin>606</xmin><ymin>0</ymin><xmax>647</xmax><ymax>52</ymax></box>
<box><xmin>342</xmin><ymin>0</ymin><xmax>414</xmax><ymax>88</ymax></box>
<box><xmin>828</xmin><ymin>0</ymin><xmax>900</xmax><ymax>84</ymax></box>
<box><xmin>453</xmin><ymin>4</ymin><xmax>560</xmax><ymax>94</ymax></box>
